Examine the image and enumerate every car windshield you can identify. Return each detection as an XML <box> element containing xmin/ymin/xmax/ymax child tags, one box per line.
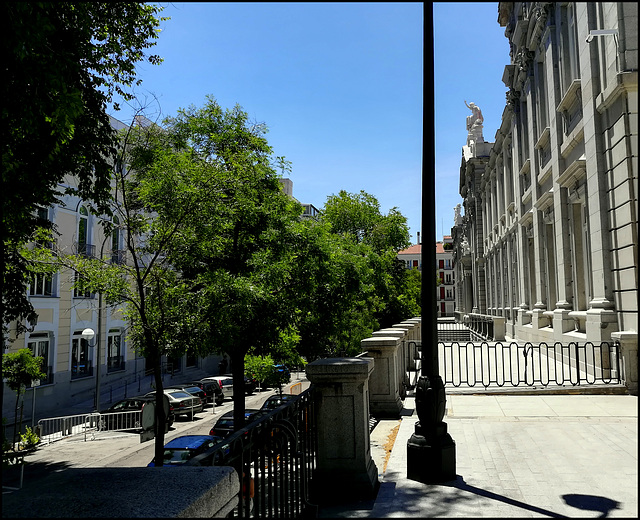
<box><xmin>163</xmin><ymin>449</ymin><xmax>194</xmax><ymax>464</ymax></box>
<box><xmin>214</xmin><ymin>419</ymin><xmax>234</xmax><ymax>428</ymax></box>
<box><xmin>183</xmin><ymin>387</ymin><xmax>201</xmax><ymax>393</ymax></box>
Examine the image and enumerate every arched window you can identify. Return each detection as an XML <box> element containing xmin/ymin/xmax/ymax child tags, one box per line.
<box><xmin>111</xmin><ymin>216</ymin><xmax>124</xmax><ymax>264</ymax></box>
<box><xmin>77</xmin><ymin>206</ymin><xmax>91</xmax><ymax>257</ymax></box>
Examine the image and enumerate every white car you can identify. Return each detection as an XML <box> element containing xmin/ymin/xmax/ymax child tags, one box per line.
<box><xmin>201</xmin><ymin>376</ymin><xmax>234</xmax><ymax>400</ymax></box>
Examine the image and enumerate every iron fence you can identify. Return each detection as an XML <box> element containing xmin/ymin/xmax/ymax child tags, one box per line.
<box><xmin>437</xmin><ymin>341</ymin><xmax>621</xmax><ymax>389</ymax></box>
<box><xmin>187</xmin><ymin>387</ymin><xmax>318</xmax><ymax>518</ymax></box>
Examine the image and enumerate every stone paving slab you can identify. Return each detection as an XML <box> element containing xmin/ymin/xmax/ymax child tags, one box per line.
<box><xmin>320</xmin><ymin>393</ymin><xmax>638</xmax><ymax>518</ymax></box>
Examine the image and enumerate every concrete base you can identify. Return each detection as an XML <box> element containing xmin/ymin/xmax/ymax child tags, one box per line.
<box><xmin>406</xmin><ymin>422</ymin><xmax>456</xmax><ymax>484</ymax></box>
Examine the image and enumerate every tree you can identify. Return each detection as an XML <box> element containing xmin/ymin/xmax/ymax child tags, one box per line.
<box><xmin>319</xmin><ymin>190</ymin><xmax>418</xmax><ymax>332</ymax></box>
<box><xmin>2</xmin><ymin>2</ymin><xmax>165</xmax><ymax>341</ymax></box>
<box><xmin>1</xmin><ymin>349</ymin><xmax>46</xmax><ymax>450</ymax></box>
<box><xmin>162</xmin><ymin>96</ymin><xmax>303</xmax><ymax>434</ymax></box>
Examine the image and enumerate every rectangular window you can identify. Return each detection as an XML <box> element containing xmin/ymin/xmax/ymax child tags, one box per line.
<box><xmin>73</xmin><ymin>272</ymin><xmax>93</xmax><ymax>298</ymax></box>
<box><xmin>27</xmin><ymin>333</ymin><xmax>52</xmax><ymax>385</ymax></box>
<box><xmin>30</xmin><ymin>273</ymin><xmax>53</xmax><ymax>296</ymax></box>
<box><xmin>438</xmin><ymin>260</ymin><xmax>444</xmax><ymax>269</ymax></box>
<box><xmin>107</xmin><ymin>330</ymin><xmax>123</xmax><ymax>372</ymax></box>
<box><xmin>412</xmin><ymin>260</ymin><xmax>418</xmax><ymax>268</ymax></box>
<box><xmin>71</xmin><ymin>332</ymin><xmax>92</xmax><ymax>379</ymax></box>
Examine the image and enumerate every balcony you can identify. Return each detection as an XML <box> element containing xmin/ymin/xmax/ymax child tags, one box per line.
<box><xmin>110</xmin><ymin>249</ymin><xmax>127</xmax><ymax>265</ymax></box>
<box><xmin>75</xmin><ymin>242</ymin><xmax>96</xmax><ymax>259</ymax></box>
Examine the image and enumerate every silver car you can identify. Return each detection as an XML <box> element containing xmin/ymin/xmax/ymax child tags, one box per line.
<box><xmin>145</xmin><ymin>388</ymin><xmax>203</xmax><ymax>417</ymax></box>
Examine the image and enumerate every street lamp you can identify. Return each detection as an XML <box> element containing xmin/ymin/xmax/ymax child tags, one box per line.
<box><xmin>406</xmin><ymin>4</ymin><xmax>456</xmax><ymax>483</ymax></box>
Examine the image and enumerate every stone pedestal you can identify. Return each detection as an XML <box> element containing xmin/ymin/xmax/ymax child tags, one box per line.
<box><xmin>305</xmin><ymin>358</ymin><xmax>379</xmax><ymax>503</ymax></box>
<box><xmin>361</xmin><ymin>337</ymin><xmax>403</xmax><ymax>418</ymax></box>
<box><xmin>611</xmin><ymin>331</ymin><xmax>638</xmax><ymax>395</ymax></box>
<box><xmin>372</xmin><ymin>328</ymin><xmax>408</xmax><ymax>398</ymax></box>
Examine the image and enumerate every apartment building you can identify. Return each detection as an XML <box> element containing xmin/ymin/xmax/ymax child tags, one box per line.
<box><xmin>2</xmin><ymin>116</ymin><xmax>220</xmax><ymax>422</ymax></box>
<box><xmin>452</xmin><ymin>2</ymin><xmax>638</xmax><ymax>346</ymax></box>
<box><xmin>398</xmin><ymin>238</ymin><xmax>455</xmax><ymax>317</ymax></box>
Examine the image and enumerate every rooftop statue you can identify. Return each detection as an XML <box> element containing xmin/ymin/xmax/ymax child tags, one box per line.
<box><xmin>464</xmin><ymin>100</ymin><xmax>485</xmax><ymax>148</ymax></box>
<box><xmin>464</xmin><ymin>100</ymin><xmax>483</xmax><ymax>131</ymax></box>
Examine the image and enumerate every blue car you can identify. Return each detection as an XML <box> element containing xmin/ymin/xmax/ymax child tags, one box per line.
<box><xmin>147</xmin><ymin>435</ymin><xmax>226</xmax><ymax>467</ymax></box>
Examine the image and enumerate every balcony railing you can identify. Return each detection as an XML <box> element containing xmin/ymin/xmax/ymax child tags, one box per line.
<box><xmin>107</xmin><ymin>356</ymin><xmax>125</xmax><ymax>373</ymax></box>
<box><xmin>75</xmin><ymin>242</ymin><xmax>96</xmax><ymax>259</ymax></box>
<box><xmin>71</xmin><ymin>360</ymin><xmax>93</xmax><ymax>380</ymax></box>
<box><xmin>110</xmin><ymin>249</ymin><xmax>127</xmax><ymax>265</ymax></box>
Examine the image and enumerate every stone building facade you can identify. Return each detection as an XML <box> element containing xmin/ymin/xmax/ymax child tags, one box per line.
<box><xmin>452</xmin><ymin>2</ymin><xmax>637</xmax><ymax>346</ymax></box>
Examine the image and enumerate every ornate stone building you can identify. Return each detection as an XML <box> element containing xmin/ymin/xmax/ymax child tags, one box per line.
<box><xmin>452</xmin><ymin>2</ymin><xmax>637</xmax><ymax>346</ymax></box>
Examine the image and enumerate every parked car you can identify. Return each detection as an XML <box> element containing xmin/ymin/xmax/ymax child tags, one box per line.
<box><xmin>209</xmin><ymin>409</ymin><xmax>269</xmax><ymax>438</ymax></box>
<box><xmin>202</xmin><ymin>376</ymin><xmax>234</xmax><ymax>400</ymax></box>
<box><xmin>147</xmin><ymin>435</ymin><xmax>228</xmax><ymax>467</ymax></box>
<box><xmin>165</xmin><ymin>384</ymin><xmax>208</xmax><ymax>406</ymax></box>
<box><xmin>260</xmin><ymin>394</ymin><xmax>297</xmax><ymax>411</ymax></box>
<box><xmin>191</xmin><ymin>379</ymin><xmax>224</xmax><ymax>406</ymax></box>
<box><xmin>222</xmin><ymin>373</ymin><xmax>257</xmax><ymax>395</ymax></box>
<box><xmin>145</xmin><ymin>388</ymin><xmax>203</xmax><ymax>418</ymax></box>
<box><xmin>100</xmin><ymin>395</ymin><xmax>174</xmax><ymax>430</ymax></box>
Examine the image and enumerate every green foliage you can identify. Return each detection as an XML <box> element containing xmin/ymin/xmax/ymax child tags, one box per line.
<box><xmin>19</xmin><ymin>426</ymin><xmax>40</xmax><ymax>451</ymax></box>
<box><xmin>3</xmin><ymin>2</ymin><xmax>166</xmax><ymax>339</ymax></box>
<box><xmin>244</xmin><ymin>353</ymin><xmax>276</xmax><ymax>385</ymax></box>
<box><xmin>2</xmin><ymin>349</ymin><xmax>45</xmax><ymax>395</ymax></box>
<box><xmin>2</xmin><ymin>349</ymin><xmax>46</xmax><ymax>449</ymax></box>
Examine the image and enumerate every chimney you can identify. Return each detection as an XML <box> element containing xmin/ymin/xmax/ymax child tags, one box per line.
<box><xmin>417</xmin><ymin>232</ymin><xmax>421</xmax><ymax>245</ymax></box>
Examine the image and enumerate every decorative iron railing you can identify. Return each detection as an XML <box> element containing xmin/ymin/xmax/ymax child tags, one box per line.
<box><xmin>186</xmin><ymin>387</ymin><xmax>318</xmax><ymax>518</ymax></box>
<box><xmin>437</xmin><ymin>341</ymin><xmax>621</xmax><ymax>389</ymax></box>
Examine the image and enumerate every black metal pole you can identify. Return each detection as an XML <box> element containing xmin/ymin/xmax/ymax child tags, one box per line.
<box><xmin>406</xmin><ymin>3</ymin><xmax>456</xmax><ymax>483</ymax></box>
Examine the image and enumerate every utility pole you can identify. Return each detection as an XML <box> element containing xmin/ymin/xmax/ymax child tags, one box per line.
<box><xmin>406</xmin><ymin>3</ymin><xmax>456</xmax><ymax>483</ymax></box>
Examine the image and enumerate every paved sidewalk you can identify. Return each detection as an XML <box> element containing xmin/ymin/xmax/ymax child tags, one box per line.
<box><xmin>320</xmin><ymin>393</ymin><xmax>638</xmax><ymax>518</ymax></box>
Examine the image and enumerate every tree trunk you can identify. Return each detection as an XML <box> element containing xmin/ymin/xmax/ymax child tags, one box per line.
<box><xmin>151</xmin><ymin>351</ymin><xmax>166</xmax><ymax>467</ymax></box>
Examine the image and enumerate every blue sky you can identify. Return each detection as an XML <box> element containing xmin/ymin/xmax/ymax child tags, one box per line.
<box><xmin>111</xmin><ymin>2</ymin><xmax>510</xmax><ymax>245</ymax></box>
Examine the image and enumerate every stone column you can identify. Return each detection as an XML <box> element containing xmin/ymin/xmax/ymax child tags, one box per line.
<box><xmin>305</xmin><ymin>358</ymin><xmax>379</xmax><ymax>502</ymax></box>
<box><xmin>611</xmin><ymin>332</ymin><xmax>638</xmax><ymax>395</ymax></box>
<box><xmin>361</xmin><ymin>336</ymin><xmax>403</xmax><ymax>418</ymax></box>
<box><xmin>403</xmin><ymin>318</ymin><xmax>422</xmax><ymax>371</ymax></box>
<box><xmin>371</xmin><ymin>329</ymin><xmax>407</xmax><ymax>399</ymax></box>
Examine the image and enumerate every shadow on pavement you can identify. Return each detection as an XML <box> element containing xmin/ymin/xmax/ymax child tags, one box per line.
<box><xmin>2</xmin><ymin>459</ymin><xmax>73</xmax><ymax>492</ymax></box>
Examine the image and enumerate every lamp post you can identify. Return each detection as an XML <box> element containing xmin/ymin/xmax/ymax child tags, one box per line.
<box><xmin>80</xmin><ymin>327</ymin><xmax>98</xmax><ymax>410</ymax></box>
<box><xmin>406</xmin><ymin>3</ymin><xmax>456</xmax><ymax>483</ymax></box>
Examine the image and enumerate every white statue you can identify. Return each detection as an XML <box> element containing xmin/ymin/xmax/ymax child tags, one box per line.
<box><xmin>464</xmin><ymin>100</ymin><xmax>484</xmax><ymax>131</ymax></box>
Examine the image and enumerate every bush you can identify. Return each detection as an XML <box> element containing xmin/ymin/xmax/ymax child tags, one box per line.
<box><xmin>19</xmin><ymin>426</ymin><xmax>39</xmax><ymax>451</ymax></box>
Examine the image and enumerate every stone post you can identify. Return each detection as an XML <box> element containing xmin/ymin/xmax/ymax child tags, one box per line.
<box><xmin>372</xmin><ymin>329</ymin><xmax>407</xmax><ymax>398</ymax></box>
<box><xmin>305</xmin><ymin>357</ymin><xmax>379</xmax><ymax>502</ymax></box>
<box><xmin>361</xmin><ymin>337</ymin><xmax>403</xmax><ymax>418</ymax></box>
<box><xmin>611</xmin><ymin>331</ymin><xmax>638</xmax><ymax>395</ymax></box>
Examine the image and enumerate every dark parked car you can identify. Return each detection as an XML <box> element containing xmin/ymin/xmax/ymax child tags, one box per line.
<box><xmin>100</xmin><ymin>395</ymin><xmax>174</xmax><ymax>430</ymax></box>
<box><xmin>209</xmin><ymin>409</ymin><xmax>269</xmax><ymax>438</ymax></box>
<box><xmin>260</xmin><ymin>394</ymin><xmax>297</xmax><ymax>411</ymax></box>
<box><xmin>165</xmin><ymin>384</ymin><xmax>208</xmax><ymax>406</ymax></box>
<box><xmin>191</xmin><ymin>379</ymin><xmax>224</xmax><ymax>406</ymax></box>
<box><xmin>147</xmin><ymin>435</ymin><xmax>228</xmax><ymax>467</ymax></box>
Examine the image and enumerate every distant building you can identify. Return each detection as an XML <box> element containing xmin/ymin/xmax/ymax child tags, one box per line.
<box><xmin>397</xmin><ymin>236</ymin><xmax>456</xmax><ymax>317</ymax></box>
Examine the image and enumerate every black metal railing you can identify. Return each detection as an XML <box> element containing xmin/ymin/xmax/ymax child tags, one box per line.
<box><xmin>70</xmin><ymin>360</ymin><xmax>93</xmax><ymax>380</ymax></box>
<box><xmin>75</xmin><ymin>242</ymin><xmax>96</xmax><ymax>258</ymax></box>
<box><xmin>107</xmin><ymin>356</ymin><xmax>125</xmax><ymax>373</ymax></box>
<box><xmin>436</xmin><ymin>341</ymin><xmax>621</xmax><ymax>389</ymax></box>
<box><xmin>187</xmin><ymin>387</ymin><xmax>318</xmax><ymax>518</ymax></box>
